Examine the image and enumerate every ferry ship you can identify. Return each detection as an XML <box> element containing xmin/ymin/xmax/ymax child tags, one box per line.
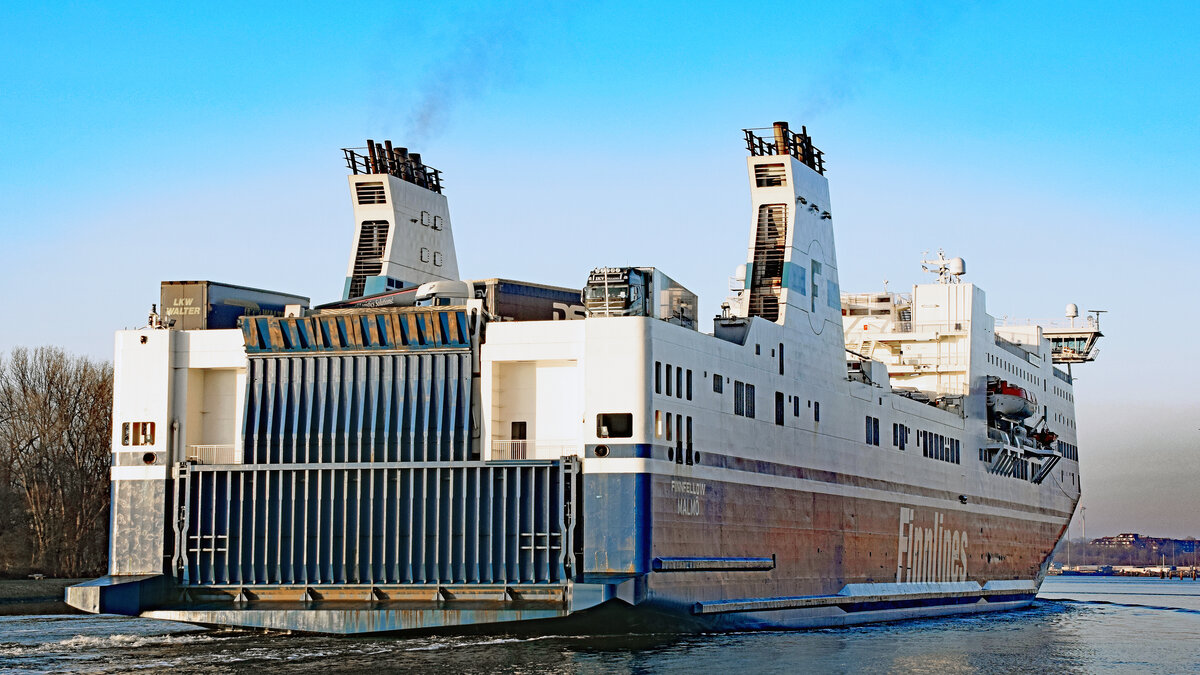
<box><xmin>67</xmin><ymin>123</ymin><xmax>1103</xmax><ymax>633</ymax></box>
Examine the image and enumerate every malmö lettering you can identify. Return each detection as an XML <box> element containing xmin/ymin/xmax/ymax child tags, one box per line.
<box><xmin>672</xmin><ymin>479</ymin><xmax>705</xmax><ymax>516</ymax></box>
<box><xmin>896</xmin><ymin>506</ymin><xmax>968</xmax><ymax>583</ymax></box>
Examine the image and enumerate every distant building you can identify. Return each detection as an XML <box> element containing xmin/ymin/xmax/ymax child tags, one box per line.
<box><xmin>1090</xmin><ymin>533</ymin><xmax>1197</xmax><ymax>553</ymax></box>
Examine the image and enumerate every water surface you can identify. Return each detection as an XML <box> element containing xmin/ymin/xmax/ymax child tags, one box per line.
<box><xmin>3</xmin><ymin>577</ymin><xmax>1198</xmax><ymax>673</ymax></box>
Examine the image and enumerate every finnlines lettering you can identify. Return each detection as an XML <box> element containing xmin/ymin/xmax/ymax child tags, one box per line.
<box><xmin>895</xmin><ymin>506</ymin><xmax>968</xmax><ymax>583</ymax></box>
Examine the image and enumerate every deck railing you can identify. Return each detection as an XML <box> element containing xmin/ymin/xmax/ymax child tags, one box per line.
<box><xmin>491</xmin><ymin>440</ymin><xmax>576</xmax><ymax>461</ymax></box>
<box><xmin>186</xmin><ymin>444</ymin><xmax>238</xmax><ymax>465</ymax></box>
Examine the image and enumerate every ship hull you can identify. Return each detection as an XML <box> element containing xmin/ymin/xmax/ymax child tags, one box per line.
<box><xmin>71</xmin><ymin>462</ymin><xmax>1062</xmax><ymax>634</ymax></box>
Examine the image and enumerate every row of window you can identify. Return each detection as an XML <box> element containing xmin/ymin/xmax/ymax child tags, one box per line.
<box><xmin>121</xmin><ymin>421</ymin><xmax>155</xmax><ymax>446</ymax></box>
<box><xmin>1057</xmin><ymin>440</ymin><xmax>1079</xmax><ymax>461</ymax></box>
<box><xmin>1052</xmin><ymin>385</ymin><xmax>1074</xmax><ymax>402</ymax></box>
<box><xmin>987</xmin><ymin>352</ymin><xmax>1040</xmax><ymax>387</ymax></box>
<box><xmin>654</xmin><ymin>362</ymin><xmax>693</xmax><ymax>400</ymax></box>
<box><xmin>867</xmin><ymin>417</ymin><xmax>918</xmax><ymax>452</ymax></box>
<box><xmin>919</xmin><ymin>429</ymin><xmax>960</xmax><ymax>464</ymax></box>
<box><xmin>653</xmin><ymin>410</ymin><xmax>697</xmax><ymax>465</ymax></box>
<box><xmin>1053</xmin><ymin>412</ymin><xmax>1076</xmax><ymax>429</ymax></box>
<box><xmin>714</xmin><ymin>372</ymin><xmax>821</xmax><ymax>424</ymax></box>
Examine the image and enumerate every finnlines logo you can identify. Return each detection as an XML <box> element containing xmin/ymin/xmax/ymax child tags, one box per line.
<box><xmin>895</xmin><ymin>507</ymin><xmax>968</xmax><ymax>583</ymax></box>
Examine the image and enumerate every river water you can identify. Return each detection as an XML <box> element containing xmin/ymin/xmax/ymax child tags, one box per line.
<box><xmin>2</xmin><ymin>577</ymin><xmax>1198</xmax><ymax>673</ymax></box>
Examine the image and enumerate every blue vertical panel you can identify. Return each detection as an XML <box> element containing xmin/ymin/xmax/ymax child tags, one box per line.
<box><xmin>431</xmin><ymin>355</ymin><xmax>446</xmax><ymax>461</ymax></box>
<box><xmin>328</xmin><ymin>357</ymin><xmax>342</xmax><ymax>463</ymax></box>
<box><xmin>318</xmin><ymin>469</ymin><xmax>329</xmax><ymax>582</ymax></box>
<box><xmin>378</xmin><ymin>356</ymin><xmax>392</xmax><ymax>462</ymax></box>
<box><xmin>437</xmin><ymin>466</ymin><xmax>448</xmax><ymax>581</ymax></box>
<box><xmin>245</xmin><ymin>360</ymin><xmax>261</xmax><ymax>463</ymax></box>
<box><xmin>506</xmin><ymin>469</ymin><xmax>518</xmax><ymax>582</ymax></box>
<box><xmin>444</xmin><ymin>354</ymin><xmax>458</xmax><ymax>461</ymax></box>
<box><xmin>348</xmin><ymin>468</ymin><xmax>361</xmax><ymax>583</ymax></box>
<box><xmin>301</xmin><ymin>357</ymin><xmax>315</xmax><ymax>464</ymax></box>
<box><xmin>264</xmin><ymin>358</ymin><xmax>277</xmax><ymax>465</ymax></box>
<box><xmin>418</xmin><ymin>355</ymin><xmax>433</xmax><ymax>461</ymax></box>
<box><xmin>314</xmin><ymin>358</ymin><xmax>328</xmax><ymax>463</ymax></box>
<box><xmin>540</xmin><ymin>467</ymin><xmax>550</xmax><ymax>582</ymax></box>
<box><xmin>250</xmin><ymin>471</ymin><xmax>262</xmax><ymax>583</ymax></box>
<box><xmin>267</xmin><ymin>469</ymin><xmax>279</xmax><ymax>583</ymax></box>
<box><xmin>288</xmin><ymin>358</ymin><xmax>302</xmax><ymax>464</ymax></box>
<box><xmin>404</xmin><ymin>355</ymin><xmax>418</xmax><ymax>462</ymax></box>
<box><xmin>284</xmin><ymin>470</ymin><xmax>296</xmax><ymax>584</ymax></box>
<box><xmin>466</xmin><ymin>467</ymin><xmax>479</xmax><ymax>582</ymax></box>
<box><xmin>371</xmin><ymin>468</ymin><xmax>383</xmax><ymax>583</ymax></box>
<box><xmin>460</xmin><ymin>353</ymin><xmax>472</xmax><ymax>460</ymax></box>
<box><xmin>276</xmin><ymin>357</ymin><xmax>290</xmax><ymax>465</ymax></box>
<box><xmin>415</xmin><ymin>467</ymin><xmax>429</xmax><ymax>583</ymax></box>
<box><xmin>523</xmin><ymin>467</ymin><xmax>534</xmax><ymax>582</ymax></box>
<box><xmin>402</xmin><ymin>468</ymin><xmax>414</xmax><ymax>582</ymax></box>
<box><xmin>333</xmin><ymin>467</ymin><xmax>345</xmax><ymax>583</ymax></box>
<box><xmin>353</xmin><ymin>355</ymin><xmax>367</xmax><ymax>463</ymax></box>
<box><xmin>230</xmin><ymin>473</ymin><xmax>243</xmax><ymax>583</ymax></box>
<box><xmin>366</xmin><ymin>357</ymin><xmax>378</xmax><ymax>462</ymax></box>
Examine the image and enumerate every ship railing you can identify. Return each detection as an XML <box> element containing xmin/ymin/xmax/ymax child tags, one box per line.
<box><xmin>342</xmin><ymin>143</ymin><xmax>443</xmax><ymax>194</ymax></box>
<box><xmin>743</xmin><ymin>126</ymin><xmax>825</xmax><ymax>174</ymax></box>
<box><xmin>896</xmin><ymin>355</ymin><xmax>969</xmax><ymax>369</ymax></box>
<box><xmin>490</xmin><ymin>440</ymin><xmax>576</xmax><ymax>461</ymax></box>
<box><xmin>186</xmin><ymin>444</ymin><xmax>238</xmax><ymax>465</ymax></box>
<box><xmin>847</xmin><ymin>320</ymin><xmax>971</xmax><ymax>335</ymax></box>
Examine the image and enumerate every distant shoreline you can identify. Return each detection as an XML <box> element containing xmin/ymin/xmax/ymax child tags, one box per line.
<box><xmin>0</xmin><ymin>579</ymin><xmax>88</xmax><ymax>616</ymax></box>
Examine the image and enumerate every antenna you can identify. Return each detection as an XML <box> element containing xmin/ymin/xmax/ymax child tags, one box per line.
<box><xmin>920</xmin><ymin>249</ymin><xmax>966</xmax><ymax>284</ymax></box>
<box><xmin>1086</xmin><ymin>309</ymin><xmax>1107</xmax><ymax>331</ymax></box>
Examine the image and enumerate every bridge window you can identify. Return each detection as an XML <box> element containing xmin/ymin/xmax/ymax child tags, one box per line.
<box><xmin>597</xmin><ymin>413</ymin><xmax>633</xmax><ymax>438</ymax></box>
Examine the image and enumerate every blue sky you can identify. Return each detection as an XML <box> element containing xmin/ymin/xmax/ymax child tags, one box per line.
<box><xmin>1</xmin><ymin>1</ymin><xmax>1197</xmax><ymax>537</ymax></box>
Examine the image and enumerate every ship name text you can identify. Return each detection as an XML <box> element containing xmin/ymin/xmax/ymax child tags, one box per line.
<box><xmin>896</xmin><ymin>506</ymin><xmax>968</xmax><ymax>583</ymax></box>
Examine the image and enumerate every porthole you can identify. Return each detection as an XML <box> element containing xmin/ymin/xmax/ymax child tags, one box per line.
<box><xmin>594</xmin><ymin>445</ymin><xmax>610</xmax><ymax>458</ymax></box>
<box><xmin>668</xmin><ymin>448</ymin><xmax>674</xmax><ymax>462</ymax></box>
<box><xmin>142</xmin><ymin>452</ymin><xmax>156</xmax><ymax>465</ymax></box>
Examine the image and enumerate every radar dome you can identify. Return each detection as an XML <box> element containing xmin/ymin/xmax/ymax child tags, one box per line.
<box><xmin>1066</xmin><ymin>303</ymin><xmax>1079</xmax><ymax>319</ymax></box>
<box><xmin>948</xmin><ymin>257</ymin><xmax>966</xmax><ymax>276</ymax></box>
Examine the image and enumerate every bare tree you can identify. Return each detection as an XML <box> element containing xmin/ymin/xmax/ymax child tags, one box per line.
<box><xmin>0</xmin><ymin>347</ymin><xmax>112</xmax><ymax>577</ymax></box>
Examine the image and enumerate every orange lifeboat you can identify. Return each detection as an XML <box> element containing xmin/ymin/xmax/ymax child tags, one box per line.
<box><xmin>987</xmin><ymin>378</ymin><xmax>1037</xmax><ymax>418</ymax></box>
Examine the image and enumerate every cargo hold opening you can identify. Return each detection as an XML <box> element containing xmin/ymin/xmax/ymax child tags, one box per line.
<box><xmin>489</xmin><ymin>359</ymin><xmax>582</xmax><ymax>460</ymax></box>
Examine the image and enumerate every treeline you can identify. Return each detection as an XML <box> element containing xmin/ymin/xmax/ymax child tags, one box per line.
<box><xmin>0</xmin><ymin>347</ymin><xmax>112</xmax><ymax>578</ymax></box>
<box><xmin>1050</xmin><ymin>537</ymin><xmax>1200</xmax><ymax>567</ymax></box>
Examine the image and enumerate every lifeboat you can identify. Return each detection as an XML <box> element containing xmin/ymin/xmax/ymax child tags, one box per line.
<box><xmin>987</xmin><ymin>378</ymin><xmax>1036</xmax><ymax>418</ymax></box>
<box><xmin>1031</xmin><ymin>428</ymin><xmax>1058</xmax><ymax>449</ymax></box>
